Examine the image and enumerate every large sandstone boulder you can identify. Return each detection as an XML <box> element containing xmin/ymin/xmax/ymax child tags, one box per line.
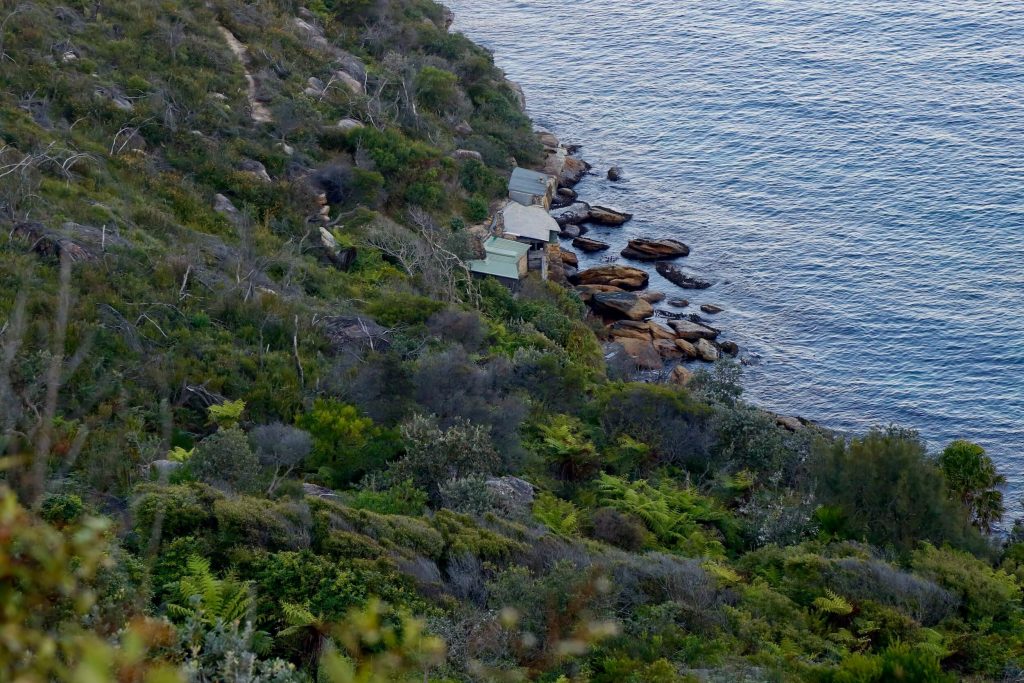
<box><xmin>572</xmin><ymin>236</ymin><xmax>610</xmax><ymax>252</ymax></box>
<box><xmin>571</xmin><ymin>264</ymin><xmax>649</xmax><ymax>290</ymax></box>
<box><xmin>621</xmin><ymin>238</ymin><xmax>690</xmax><ymax>261</ymax></box>
<box><xmin>670</xmin><ymin>365</ymin><xmax>694</xmax><ymax>386</ymax></box>
<box><xmin>575</xmin><ymin>284</ymin><xmax>623</xmax><ymax>303</ymax></box>
<box><xmin>560</xmin><ymin>156</ymin><xmax>590</xmax><ymax>187</ymax></box>
<box><xmin>550</xmin><ymin>201</ymin><xmax>591</xmax><ymax>227</ymax></box>
<box><xmin>776</xmin><ymin>415</ymin><xmax>804</xmax><ymax>432</ymax></box>
<box><xmin>616</xmin><ymin>338</ymin><xmax>663</xmax><ymax>370</ymax></box>
<box><xmin>669</xmin><ymin>319</ymin><xmax>720</xmax><ymax>340</ymax></box>
<box><xmin>695</xmin><ymin>338</ymin><xmax>720</xmax><ymax>362</ymax></box>
<box><xmin>560</xmin><ymin>248</ymin><xmax>579</xmax><ymax>268</ymax></box>
<box><xmin>591</xmin><ymin>292</ymin><xmax>653</xmax><ymax>321</ymax></box>
<box><xmin>639</xmin><ymin>291</ymin><xmax>666</xmax><ymax>303</ymax></box>
<box><xmin>608</xmin><ymin>320</ymin><xmax>652</xmax><ymax>341</ymax></box>
<box><xmin>654</xmin><ymin>339</ymin><xmax>684</xmax><ymax>359</ymax></box>
<box><xmin>588</xmin><ymin>205</ymin><xmax>632</xmax><ymax>226</ymax></box>
<box><xmin>648</xmin><ymin>322</ymin><xmax>676</xmax><ymax>340</ymax></box>
<box><xmin>674</xmin><ymin>339</ymin><xmax>699</xmax><ymax>358</ymax></box>
<box><xmin>656</xmin><ymin>263</ymin><xmax>712</xmax><ymax>289</ymax></box>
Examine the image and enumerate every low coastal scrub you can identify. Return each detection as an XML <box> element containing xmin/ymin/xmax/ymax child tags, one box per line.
<box><xmin>1</xmin><ymin>0</ymin><xmax>1022</xmax><ymax>681</ymax></box>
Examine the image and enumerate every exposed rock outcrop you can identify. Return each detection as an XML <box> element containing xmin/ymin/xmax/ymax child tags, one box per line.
<box><xmin>571</xmin><ymin>264</ymin><xmax>649</xmax><ymax>290</ymax></box>
<box><xmin>588</xmin><ymin>205</ymin><xmax>632</xmax><ymax>226</ymax></box>
<box><xmin>591</xmin><ymin>292</ymin><xmax>653</xmax><ymax>321</ymax></box>
<box><xmin>572</xmin><ymin>236</ymin><xmax>609</xmax><ymax>252</ymax></box>
<box><xmin>669</xmin><ymin>319</ymin><xmax>720</xmax><ymax>341</ymax></box>
<box><xmin>615</xmin><ymin>338</ymin><xmax>663</xmax><ymax>370</ymax></box>
<box><xmin>656</xmin><ymin>262</ymin><xmax>712</xmax><ymax>289</ymax></box>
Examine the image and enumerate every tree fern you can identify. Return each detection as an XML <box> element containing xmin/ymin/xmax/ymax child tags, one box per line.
<box><xmin>813</xmin><ymin>589</ymin><xmax>854</xmax><ymax>616</ymax></box>
<box><xmin>165</xmin><ymin>554</ymin><xmax>255</xmax><ymax>627</ymax></box>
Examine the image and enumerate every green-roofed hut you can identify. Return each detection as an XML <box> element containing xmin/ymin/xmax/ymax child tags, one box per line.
<box><xmin>467</xmin><ymin>236</ymin><xmax>531</xmax><ymax>288</ymax></box>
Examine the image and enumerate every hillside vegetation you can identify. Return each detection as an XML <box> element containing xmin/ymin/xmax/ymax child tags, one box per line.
<box><xmin>1</xmin><ymin>0</ymin><xmax>1023</xmax><ymax>681</ymax></box>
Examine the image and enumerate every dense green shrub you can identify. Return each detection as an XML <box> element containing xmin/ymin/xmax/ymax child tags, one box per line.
<box><xmin>188</xmin><ymin>427</ymin><xmax>261</xmax><ymax>493</ymax></box>
<box><xmin>388</xmin><ymin>413</ymin><xmax>501</xmax><ymax>501</ymax></box>
<box><xmin>813</xmin><ymin>428</ymin><xmax>988</xmax><ymax>555</ymax></box>
<box><xmin>297</xmin><ymin>399</ymin><xmax>402</xmax><ymax>487</ymax></box>
<box><xmin>938</xmin><ymin>440</ymin><xmax>1005</xmax><ymax>533</ymax></box>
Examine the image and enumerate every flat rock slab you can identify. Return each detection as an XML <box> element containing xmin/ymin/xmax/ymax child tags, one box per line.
<box><xmin>571</xmin><ymin>264</ymin><xmax>649</xmax><ymax>291</ymax></box>
<box><xmin>588</xmin><ymin>205</ymin><xmax>633</xmax><ymax>226</ymax></box>
<box><xmin>591</xmin><ymin>291</ymin><xmax>654</xmax><ymax>321</ymax></box>
<box><xmin>615</xmin><ymin>338</ymin><xmax>663</xmax><ymax>370</ymax></box>
<box><xmin>621</xmin><ymin>238</ymin><xmax>690</xmax><ymax>261</ymax></box>
<box><xmin>572</xmin><ymin>236</ymin><xmax>610</xmax><ymax>252</ymax></box>
<box><xmin>669</xmin><ymin>319</ymin><xmax>720</xmax><ymax>341</ymax></box>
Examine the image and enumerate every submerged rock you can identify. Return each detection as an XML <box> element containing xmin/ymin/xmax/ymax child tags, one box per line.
<box><xmin>700</xmin><ymin>304</ymin><xmax>724</xmax><ymax>314</ymax></box>
<box><xmin>656</xmin><ymin>262</ymin><xmax>712</xmax><ymax>289</ymax></box>
<box><xmin>621</xmin><ymin>238</ymin><xmax>690</xmax><ymax>261</ymax></box>
<box><xmin>607</xmin><ymin>166</ymin><xmax>623</xmax><ymax>181</ymax></box>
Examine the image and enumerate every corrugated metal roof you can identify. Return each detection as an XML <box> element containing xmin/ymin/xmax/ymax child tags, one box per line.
<box><xmin>500</xmin><ymin>203</ymin><xmax>559</xmax><ymax>243</ymax></box>
<box><xmin>468</xmin><ymin>259</ymin><xmax>521</xmax><ymax>279</ymax></box>
<box><xmin>483</xmin><ymin>235</ymin><xmax>530</xmax><ymax>257</ymax></box>
<box><xmin>508</xmin><ymin>167</ymin><xmax>553</xmax><ymax>196</ymax></box>
<box><xmin>469</xmin><ymin>236</ymin><xmax>529</xmax><ymax>280</ymax></box>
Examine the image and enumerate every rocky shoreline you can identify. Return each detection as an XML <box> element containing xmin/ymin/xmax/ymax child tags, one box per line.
<box><xmin>531</xmin><ymin>130</ymin><xmax>738</xmax><ymax>384</ymax></box>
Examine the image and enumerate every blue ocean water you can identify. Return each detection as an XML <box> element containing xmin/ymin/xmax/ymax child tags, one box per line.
<box><xmin>448</xmin><ymin>0</ymin><xmax>1024</xmax><ymax>508</ymax></box>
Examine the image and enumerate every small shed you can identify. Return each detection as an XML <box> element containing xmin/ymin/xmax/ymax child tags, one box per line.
<box><xmin>499</xmin><ymin>202</ymin><xmax>560</xmax><ymax>248</ymax></box>
<box><xmin>468</xmin><ymin>236</ymin><xmax>531</xmax><ymax>288</ymax></box>
<box><xmin>508</xmin><ymin>167</ymin><xmax>557</xmax><ymax>210</ymax></box>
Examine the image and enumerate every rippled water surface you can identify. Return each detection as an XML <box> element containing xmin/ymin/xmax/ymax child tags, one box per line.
<box><xmin>448</xmin><ymin>0</ymin><xmax>1024</xmax><ymax>504</ymax></box>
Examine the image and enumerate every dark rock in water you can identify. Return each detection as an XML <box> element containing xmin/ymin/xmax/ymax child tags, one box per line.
<box><xmin>551</xmin><ymin>201</ymin><xmax>591</xmax><ymax>227</ymax></box>
<box><xmin>572</xmin><ymin>236</ymin><xmax>610</xmax><ymax>252</ymax></box>
<box><xmin>620</xmin><ymin>238</ymin><xmax>690</xmax><ymax>261</ymax></box>
<box><xmin>607</xmin><ymin>166</ymin><xmax>623</xmax><ymax>181</ymax></box>
<box><xmin>700</xmin><ymin>304</ymin><xmax>724</xmax><ymax>314</ymax></box>
<box><xmin>550</xmin><ymin>192</ymin><xmax>575</xmax><ymax>209</ymax></box>
<box><xmin>559</xmin><ymin>224</ymin><xmax>582</xmax><ymax>239</ymax></box>
<box><xmin>669</xmin><ymin>298</ymin><xmax>689</xmax><ymax>308</ymax></box>
<box><xmin>558</xmin><ymin>187</ymin><xmax>577</xmax><ymax>199</ymax></box>
<box><xmin>588</xmin><ymin>205</ymin><xmax>632</xmax><ymax>226</ymax></box>
<box><xmin>571</xmin><ymin>264</ymin><xmax>649</xmax><ymax>290</ymax></box>
<box><xmin>686</xmin><ymin>313</ymin><xmax>710</xmax><ymax>324</ymax></box>
<box><xmin>656</xmin><ymin>262</ymin><xmax>712</xmax><ymax>289</ymax></box>
<box><xmin>718</xmin><ymin>340</ymin><xmax>739</xmax><ymax>356</ymax></box>
<box><xmin>639</xmin><ymin>291</ymin><xmax>665</xmax><ymax>303</ymax></box>
<box><xmin>591</xmin><ymin>291</ymin><xmax>654</xmax><ymax>321</ymax></box>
